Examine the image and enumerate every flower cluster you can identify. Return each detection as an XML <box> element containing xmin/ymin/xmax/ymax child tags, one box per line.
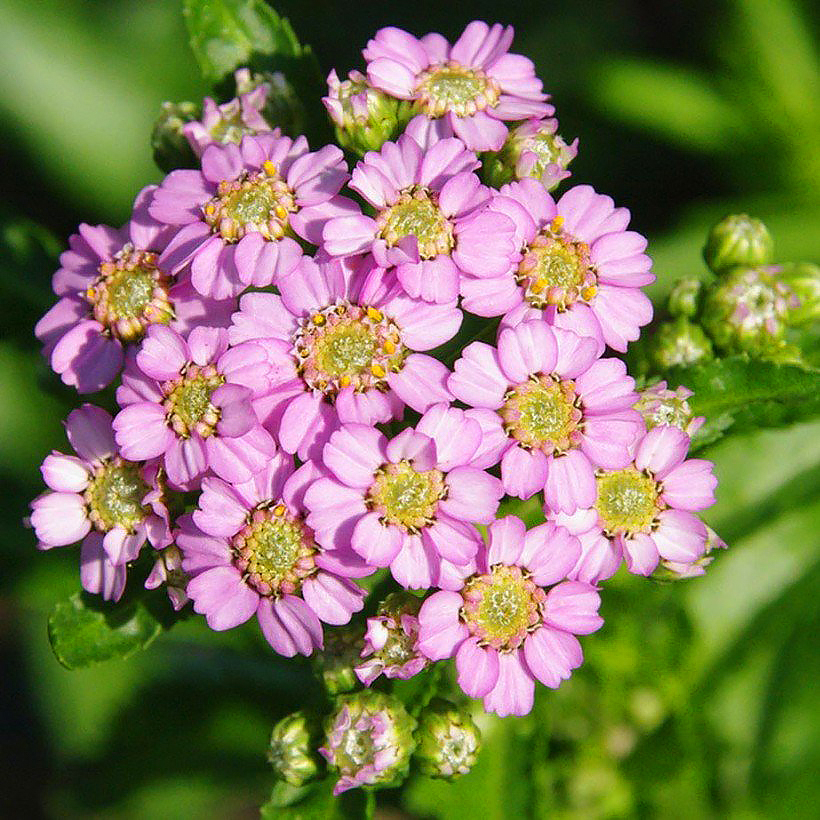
<box><xmin>30</xmin><ymin>18</ymin><xmax>722</xmax><ymax>795</ymax></box>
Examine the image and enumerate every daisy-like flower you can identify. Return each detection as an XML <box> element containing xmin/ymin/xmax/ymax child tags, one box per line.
<box><xmin>228</xmin><ymin>256</ymin><xmax>462</xmax><ymax>460</ymax></box>
<box><xmin>178</xmin><ymin>453</ymin><xmax>366</xmax><ymax>656</ymax></box>
<box><xmin>449</xmin><ymin>319</ymin><xmax>643</xmax><ymax>509</ymax></box>
<box><xmin>355</xmin><ymin>591</ymin><xmax>429</xmax><ymax>685</ymax></box>
<box><xmin>304</xmin><ymin>403</ymin><xmax>504</xmax><ymax>590</ymax></box>
<box><xmin>183</xmin><ymin>69</ymin><xmax>272</xmax><ymax>157</ymax></box>
<box><xmin>417</xmin><ymin>516</ymin><xmax>602</xmax><ymax>717</ymax></box>
<box><xmin>460</xmin><ymin>178</ymin><xmax>655</xmax><ymax>353</ymax></box>
<box><xmin>30</xmin><ymin>404</ymin><xmax>171</xmax><ymax>592</ymax></box>
<box><xmin>322</xmin><ymin>133</ymin><xmax>517</xmax><ymax>303</ymax></box>
<box><xmin>551</xmin><ymin>425</ymin><xmax>718</xmax><ymax>582</ymax></box>
<box><xmin>149</xmin><ymin>133</ymin><xmax>356</xmax><ymax>299</ymax></box>
<box><xmin>113</xmin><ymin>325</ymin><xmax>274</xmax><ymax>489</ymax></box>
<box><xmin>35</xmin><ymin>187</ymin><xmax>234</xmax><ymax>393</ymax></box>
<box><xmin>363</xmin><ymin>21</ymin><xmax>551</xmax><ymax>152</ymax></box>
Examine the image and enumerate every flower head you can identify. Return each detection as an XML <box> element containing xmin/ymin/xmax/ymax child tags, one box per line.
<box><xmin>322</xmin><ymin>133</ymin><xmax>517</xmax><ymax>303</ymax></box>
<box><xmin>363</xmin><ymin>21</ymin><xmax>551</xmax><ymax>151</ymax></box>
<box><xmin>30</xmin><ymin>405</ymin><xmax>172</xmax><ymax>598</ymax></box>
<box><xmin>449</xmin><ymin>319</ymin><xmax>643</xmax><ymax>510</ymax></box>
<box><xmin>35</xmin><ymin>187</ymin><xmax>234</xmax><ymax>393</ymax></box>
<box><xmin>268</xmin><ymin>711</ymin><xmax>321</xmax><ymax>786</ymax></box>
<box><xmin>460</xmin><ymin>179</ymin><xmax>655</xmax><ymax>353</ymax></box>
<box><xmin>634</xmin><ymin>381</ymin><xmax>704</xmax><ymax>438</ymax></box>
<box><xmin>551</xmin><ymin>425</ymin><xmax>718</xmax><ymax>582</ymax></box>
<box><xmin>178</xmin><ymin>453</ymin><xmax>366</xmax><ymax>656</ymax></box>
<box><xmin>113</xmin><ymin>325</ymin><xmax>275</xmax><ymax>489</ymax></box>
<box><xmin>149</xmin><ymin>133</ymin><xmax>355</xmax><ymax>298</ymax></box>
<box><xmin>305</xmin><ymin>404</ymin><xmax>504</xmax><ymax>590</ymax></box>
<box><xmin>228</xmin><ymin>255</ymin><xmax>462</xmax><ymax>460</ymax></box>
<box><xmin>414</xmin><ymin>698</ymin><xmax>481</xmax><ymax>779</ymax></box>
<box><xmin>320</xmin><ymin>691</ymin><xmax>417</xmax><ymax>795</ymax></box>
<box><xmin>703</xmin><ymin>213</ymin><xmax>773</xmax><ymax>274</ymax></box>
<box><xmin>417</xmin><ymin>516</ymin><xmax>601</xmax><ymax>716</ymax></box>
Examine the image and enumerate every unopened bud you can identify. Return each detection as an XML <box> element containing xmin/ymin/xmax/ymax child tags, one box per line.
<box><xmin>144</xmin><ymin>545</ymin><xmax>189</xmax><ymax>611</ymax></box>
<box><xmin>776</xmin><ymin>262</ymin><xmax>820</xmax><ymax>326</ymax></box>
<box><xmin>151</xmin><ymin>101</ymin><xmax>199</xmax><ymax>173</ymax></box>
<box><xmin>667</xmin><ymin>277</ymin><xmax>702</xmax><ymax>318</ymax></box>
<box><xmin>703</xmin><ymin>214</ymin><xmax>773</xmax><ymax>274</ymax></box>
<box><xmin>323</xmin><ymin>69</ymin><xmax>410</xmax><ymax>156</ymax></box>
<box><xmin>484</xmin><ymin>117</ymin><xmax>578</xmax><ymax>190</ymax></box>
<box><xmin>701</xmin><ymin>266</ymin><xmax>797</xmax><ymax>354</ymax></box>
<box><xmin>267</xmin><ymin>711</ymin><xmax>321</xmax><ymax>786</ymax></box>
<box><xmin>649</xmin><ymin>317</ymin><xmax>714</xmax><ymax>370</ymax></box>
<box><xmin>313</xmin><ymin>622</ymin><xmax>365</xmax><ymax>695</ymax></box>
<box><xmin>234</xmin><ymin>68</ymin><xmax>306</xmax><ymax>137</ymax></box>
<box><xmin>634</xmin><ymin>381</ymin><xmax>704</xmax><ymax>437</ymax></box>
<box><xmin>320</xmin><ymin>691</ymin><xmax>417</xmax><ymax>795</ymax></box>
<box><xmin>414</xmin><ymin>699</ymin><xmax>481</xmax><ymax>780</ymax></box>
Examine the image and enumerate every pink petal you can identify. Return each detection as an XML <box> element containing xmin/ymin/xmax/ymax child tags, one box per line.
<box><xmin>456</xmin><ymin>637</ymin><xmax>500</xmax><ymax>697</ymax></box>
<box><xmin>622</xmin><ymin>532</ymin><xmax>660</xmax><ymax>575</ymax></box>
<box><xmin>416</xmin><ymin>404</ymin><xmax>481</xmax><ymax>470</ymax></box>
<box><xmin>387</xmin><ymin>354</ymin><xmax>452</xmax><ymax>413</ymax></box>
<box><xmin>486</xmin><ymin>515</ymin><xmax>526</xmax><ymax>565</ymax></box>
<box><xmin>524</xmin><ymin>627</ymin><xmax>583</xmax><ymax>688</ymax></box>
<box><xmin>482</xmin><ymin>650</ymin><xmax>535</xmax><ymax>717</ymax></box>
<box><xmin>501</xmin><ymin>445</ymin><xmax>548</xmax><ymax>500</ymax></box>
<box><xmin>389</xmin><ymin>533</ymin><xmax>438</xmax><ymax>589</ymax></box>
<box><xmin>661</xmin><ymin>459</ymin><xmax>717</xmax><ymax>511</ymax></box>
<box><xmin>165</xmin><ymin>436</ymin><xmax>208</xmax><ymax>487</ymax></box>
<box><xmin>30</xmin><ymin>492</ymin><xmax>90</xmax><ymax>547</ymax></box>
<box><xmin>65</xmin><ymin>404</ymin><xmax>117</xmax><ymax>463</ymax></box>
<box><xmin>351</xmin><ymin>511</ymin><xmax>402</xmax><ymax>566</ymax></box>
<box><xmin>635</xmin><ymin>426</ymin><xmax>690</xmax><ymax>479</ymax></box>
<box><xmin>542</xmin><ymin>581</ymin><xmax>603</xmax><ymax>635</ymax></box>
<box><xmin>272</xmin><ymin>595</ymin><xmax>324</xmax><ymax>655</ymax></box>
<box><xmin>302</xmin><ymin>572</ymin><xmax>365</xmax><ymax>625</ymax></box>
<box><xmin>193</xmin><ymin>476</ymin><xmax>249</xmax><ymax>537</ymax></box>
<box><xmin>80</xmin><ymin>533</ymin><xmax>126</xmax><ymax>601</ymax></box>
<box><xmin>187</xmin><ymin>565</ymin><xmax>258</xmax><ymax>630</ymax></box>
<box><xmin>137</xmin><ymin>324</ymin><xmax>188</xmax><ymax>381</ymax></box>
<box><xmin>322</xmin><ymin>425</ymin><xmax>386</xmax><ymax>488</ymax></box>
<box><xmin>544</xmin><ymin>450</ymin><xmax>597</xmax><ymax>513</ymax></box>
<box><xmin>440</xmin><ymin>467</ymin><xmax>503</xmax><ymax>524</ymax></box>
<box><xmin>113</xmin><ymin>404</ymin><xmax>173</xmax><ymax>461</ymax></box>
<box><xmin>41</xmin><ymin>453</ymin><xmax>90</xmax><ymax>492</ymax></box>
<box><xmin>417</xmin><ymin>590</ymin><xmax>469</xmax><ymax>660</ymax></box>
<box><xmin>448</xmin><ymin>342</ymin><xmax>508</xmax><ymax>409</ymax></box>
<box><xmin>424</xmin><ymin>515</ymin><xmax>481</xmax><ymax>564</ymax></box>
<box><xmin>322</xmin><ymin>214</ymin><xmax>377</xmax><ymax>257</ymax></box>
<box><xmin>497</xmin><ymin>320</ymin><xmax>558</xmax><ymax>383</ymax></box>
<box><xmin>653</xmin><ymin>509</ymin><xmax>707</xmax><ymax>563</ymax></box>
<box><xmin>519</xmin><ymin>522</ymin><xmax>581</xmax><ymax>586</ymax></box>
<box><xmin>574</xmin><ymin>358</ymin><xmax>637</xmax><ymax>414</ymax></box>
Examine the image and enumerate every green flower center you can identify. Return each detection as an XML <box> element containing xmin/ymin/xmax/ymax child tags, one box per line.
<box><xmin>499</xmin><ymin>375</ymin><xmax>582</xmax><ymax>453</ymax></box>
<box><xmin>517</xmin><ymin>219</ymin><xmax>597</xmax><ymax>311</ymax></box>
<box><xmin>461</xmin><ymin>565</ymin><xmax>544</xmax><ymax>651</ymax></box>
<box><xmin>416</xmin><ymin>60</ymin><xmax>501</xmax><ymax>118</ymax></box>
<box><xmin>84</xmin><ymin>461</ymin><xmax>148</xmax><ymax>533</ymax></box>
<box><xmin>87</xmin><ymin>248</ymin><xmax>174</xmax><ymax>342</ymax></box>
<box><xmin>293</xmin><ymin>302</ymin><xmax>406</xmax><ymax>395</ymax></box>
<box><xmin>163</xmin><ymin>365</ymin><xmax>224</xmax><ymax>438</ymax></box>
<box><xmin>595</xmin><ymin>467</ymin><xmax>662</xmax><ymax>536</ymax></box>
<box><xmin>367</xmin><ymin>460</ymin><xmax>447</xmax><ymax>532</ymax></box>
<box><xmin>377</xmin><ymin>188</ymin><xmax>454</xmax><ymax>259</ymax></box>
<box><xmin>203</xmin><ymin>163</ymin><xmax>296</xmax><ymax>242</ymax></box>
<box><xmin>233</xmin><ymin>504</ymin><xmax>316</xmax><ymax>595</ymax></box>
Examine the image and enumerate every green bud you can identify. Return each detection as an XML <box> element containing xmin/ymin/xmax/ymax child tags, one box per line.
<box><xmin>323</xmin><ymin>70</ymin><xmax>411</xmax><ymax>156</ymax></box>
<box><xmin>701</xmin><ymin>266</ymin><xmax>796</xmax><ymax>354</ymax></box>
<box><xmin>414</xmin><ymin>699</ymin><xmax>481</xmax><ymax>780</ymax></box>
<box><xmin>151</xmin><ymin>101</ymin><xmax>199</xmax><ymax>173</ymax></box>
<box><xmin>667</xmin><ymin>277</ymin><xmax>703</xmax><ymax>318</ymax></box>
<box><xmin>776</xmin><ymin>262</ymin><xmax>820</xmax><ymax>326</ymax></box>
<box><xmin>649</xmin><ymin>317</ymin><xmax>714</xmax><ymax>371</ymax></box>
<box><xmin>312</xmin><ymin>622</ymin><xmax>365</xmax><ymax>696</ymax></box>
<box><xmin>703</xmin><ymin>214</ymin><xmax>773</xmax><ymax>274</ymax></box>
<box><xmin>267</xmin><ymin>711</ymin><xmax>321</xmax><ymax>786</ymax></box>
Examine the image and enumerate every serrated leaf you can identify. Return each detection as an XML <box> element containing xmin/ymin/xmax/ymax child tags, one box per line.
<box><xmin>182</xmin><ymin>0</ymin><xmax>302</xmax><ymax>82</ymax></box>
<box><xmin>665</xmin><ymin>356</ymin><xmax>820</xmax><ymax>449</ymax></box>
<box><xmin>48</xmin><ymin>591</ymin><xmax>164</xmax><ymax>670</ymax></box>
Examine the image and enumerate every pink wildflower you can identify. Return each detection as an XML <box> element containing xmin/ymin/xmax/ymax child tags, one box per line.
<box><xmin>417</xmin><ymin>516</ymin><xmax>602</xmax><ymax>717</ymax></box>
<box><xmin>363</xmin><ymin>21</ymin><xmax>551</xmax><ymax>151</ymax></box>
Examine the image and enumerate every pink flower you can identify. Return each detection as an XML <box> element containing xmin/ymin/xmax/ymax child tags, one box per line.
<box><xmin>149</xmin><ymin>133</ymin><xmax>356</xmax><ymax>299</ymax></box>
<box><xmin>322</xmin><ymin>133</ymin><xmax>517</xmax><ymax>303</ymax></box>
<box><xmin>363</xmin><ymin>21</ymin><xmax>551</xmax><ymax>151</ymax></box>
<box><xmin>29</xmin><ymin>405</ymin><xmax>172</xmax><ymax>599</ymax></box>
<box><xmin>228</xmin><ymin>255</ymin><xmax>462</xmax><ymax>460</ymax></box>
<box><xmin>183</xmin><ymin>70</ymin><xmax>272</xmax><ymax>157</ymax></box>
<box><xmin>177</xmin><ymin>453</ymin><xmax>366</xmax><ymax>656</ymax></box>
<box><xmin>113</xmin><ymin>325</ymin><xmax>275</xmax><ymax>489</ymax></box>
<box><xmin>304</xmin><ymin>403</ymin><xmax>504</xmax><ymax>590</ymax></box>
<box><xmin>35</xmin><ymin>186</ymin><xmax>234</xmax><ymax>393</ymax></box>
<box><xmin>417</xmin><ymin>516</ymin><xmax>602</xmax><ymax>717</ymax></box>
<box><xmin>460</xmin><ymin>179</ymin><xmax>655</xmax><ymax>353</ymax></box>
<box><xmin>449</xmin><ymin>319</ymin><xmax>643</xmax><ymax>509</ymax></box>
<box><xmin>550</xmin><ymin>425</ymin><xmax>718</xmax><ymax>581</ymax></box>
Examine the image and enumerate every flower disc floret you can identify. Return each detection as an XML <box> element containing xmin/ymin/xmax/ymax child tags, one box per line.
<box><xmin>85</xmin><ymin>460</ymin><xmax>149</xmax><ymax>534</ymax></box>
<box><xmin>594</xmin><ymin>467</ymin><xmax>662</xmax><ymax>537</ymax></box>
<box><xmin>415</xmin><ymin>61</ymin><xmax>501</xmax><ymax>118</ymax></box>
<box><xmin>367</xmin><ymin>460</ymin><xmax>447</xmax><ymax>532</ymax></box>
<box><xmin>376</xmin><ymin>187</ymin><xmax>454</xmax><ymax>259</ymax></box>
<box><xmin>162</xmin><ymin>364</ymin><xmax>224</xmax><ymax>438</ymax></box>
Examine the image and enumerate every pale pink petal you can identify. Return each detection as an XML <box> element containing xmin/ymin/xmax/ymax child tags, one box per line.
<box><xmin>387</xmin><ymin>354</ymin><xmax>452</xmax><ymax>413</ymax></box>
<box><xmin>323</xmin><ymin>425</ymin><xmax>387</xmax><ymax>488</ymax></box>
<box><xmin>523</xmin><ymin>627</ymin><xmax>583</xmax><ymax>688</ymax></box>
<box><xmin>456</xmin><ymin>637</ymin><xmax>500</xmax><ymax>697</ymax></box>
<box><xmin>417</xmin><ymin>590</ymin><xmax>469</xmax><ymax>660</ymax></box>
<box><xmin>351</xmin><ymin>511</ymin><xmax>402</xmax><ymax>566</ymax></box>
<box><xmin>542</xmin><ymin>581</ymin><xmax>603</xmax><ymax>635</ymax></box>
<box><xmin>661</xmin><ymin>459</ymin><xmax>717</xmax><ymax>511</ymax></box>
<box><xmin>622</xmin><ymin>532</ymin><xmax>660</xmax><ymax>575</ymax></box>
<box><xmin>501</xmin><ymin>445</ymin><xmax>548</xmax><ymax>500</ymax></box>
<box><xmin>448</xmin><ymin>341</ymin><xmax>508</xmax><ymax>409</ymax></box>
<box><xmin>497</xmin><ymin>320</ymin><xmax>558</xmax><ymax>383</ymax></box>
<box><xmin>486</xmin><ymin>515</ymin><xmax>526</xmax><ymax>565</ymax></box>
<box><xmin>519</xmin><ymin>522</ymin><xmax>581</xmax><ymax>585</ymax></box>
<box><xmin>30</xmin><ymin>492</ymin><xmax>90</xmax><ymax>547</ymax></box>
<box><xmin>301</xmin><ymin>572</ymin><xmax>365</xmax><ymax>625</ymax></box>
<box><xmin>653</xmin><ymin>509</ymin><xmax>708</xmax><ymax>563</ymax></box>
<box><xmin>187</xmin><ymin>565</ymin><xmax>258</xmax><ymax>630</ymax></box>
<box><xmin>482</xmin><ymin>650</ymin><xmax>535</xmax><ymax>717</ymax></box>
<box><xmin>416</xmin><ymin>404</ymin><xmax>481</xmax><ymax>470</ymax></box>
<box><xmin>41</xmin><ymin>454</ymin><xmax>90</xmax><ymax>493</ymax></box>
<box><xmin>440</xmin><ymin>467</ymin><xmax>502</xmax><ymax>524</ymax></box>
<box><xmin>544</xmin><ymin>450</ymin><xmax>597</xmax><ymax>513</ymax></box>
<box><xmin>635</xmin><ymin>426</ymin><xmax>690</xmax><ymax>479</ymax></box>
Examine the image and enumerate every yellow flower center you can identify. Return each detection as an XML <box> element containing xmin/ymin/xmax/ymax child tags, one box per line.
<box><xmin>367</xmin><ymin>460</ymin><xmax>447</xmax><ymax>532</ymax></box>
<box><xmin>377</xmin><ymin>187</ymin><xmax>454</xmax><ymax>259</ymax></box>
<box><xmin>84</xmin><ymin>461</ymin><xmax>148</xmax><ymax>533</ymax></box>
<box><xmin>415</xmin><ymin>60</ymin><xmax>501</xmax><ymax>118</ymax></box>
<box><xmin>162</xmin><ymin>364</ymin><xmax>224</xmax><ymax>438</ymax></box>
<box><xmin>595</xmin><ymin>467</ymin><xmax>662</xmax><ymax>536</ymax></box>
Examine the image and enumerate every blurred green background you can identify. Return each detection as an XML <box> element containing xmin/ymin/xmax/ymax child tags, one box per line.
<box><xmin>1</xmin><ymin>0</ymin><xmax>818</xmax><ymax>817</ymax></box>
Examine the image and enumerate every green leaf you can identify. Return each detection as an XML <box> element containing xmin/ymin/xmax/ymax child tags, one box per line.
<box><xmin>48</xmin><ymin>591</ymin><xmax>164</xmax><ymax>670</ymax></box>
<box><xmin>182</xmin><ymin>0</ymin><xmax>302</xmax><ymax>82</ymax></box>
<box><xmin>665</xmin><ymin>356</ymin><xmax>820</xmax><ymax>448</ymax></box>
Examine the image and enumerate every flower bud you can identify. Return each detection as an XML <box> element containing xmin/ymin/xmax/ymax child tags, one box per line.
<box><xmin>144</xmin><ymin>545</ymin><xmax>189</xmax><ymax>611</ymax></box>
<box><xmin>701</xmin><ymin>266</ymin><xmax>797</xmax><ymax>355</ymax></box>
<box><xmin>313</xmin><ymin>622</ymin><xmax>365</xmax><ymax>695</ymax></box>
<box><xmin>234</xmin><ymin>68</ymin><xmax>306</xmax><ymax>137</ymax></box>
<box><xmin>414</xmin><ymin>699</ymin><xmax>481</xmax><ymax>780</ymax></box>
<box><xmin>355</xmin><ymin>591</ymin><xmax>429</xmax><ymax>685</ymax></box>
<box><xmin>776</xmin><ymin>262</ymin><xmax>820</xmax><ymax>326</ymax></box>
<box><xmin>634</xmin><ymin>381</ymin><xmax>704</xmax><ymax>437</ymax></box>
<box><xmin>151</xmin><ymin>101</ymin><xmax>199</xmax><ymax>173</ymax></box>
<box><xmin>649</xmin><ymin>317</ymin><xmax>714</xmax><ymax>371</ymax></box>
<box><xmin>667</xmin><ymin>277</ymin><xmax>702</xmax><ymax>318</ymax></box>
<box><xmin>323</xmin><ymin>69</ymin><xmax>410</xmax><ymax>156</ymax></box>
<box><xmin>320</xmin><ymin>691</ymin><xmax>417</xmax><ymax>795</ymax></box>
<box><xmin>267</xmin><ymin>711</ymin><xmax>321</xmax><ymax>786</ymax></box>
<box><xmin>483</xmin><ymin>118</ymin><xmax>578</xmax><ymax>190</ymax></box>
<box><xmin>703</xmin><ymin>214</ymin><xmax>774</xmax><ymax>274</ymax></box>
<box><xmin>653</xmin><ymin>526</ymin><xmax>727</xmax><ymax>581</ymax></box>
